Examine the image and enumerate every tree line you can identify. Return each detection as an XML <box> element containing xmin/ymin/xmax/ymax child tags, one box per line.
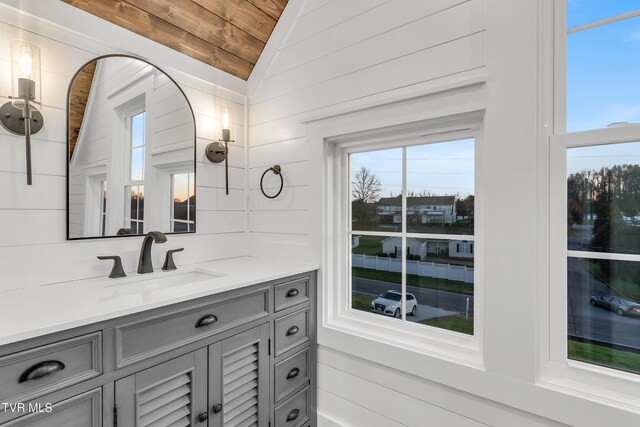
<box><xmin>568</xmin><ymin>164</ymin><xmax>640</xmax><ymax>282</ymax></box>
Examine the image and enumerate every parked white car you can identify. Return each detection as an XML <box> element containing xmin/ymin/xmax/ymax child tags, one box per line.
<box><xmin>370</xmin><ymin>290</ymin><xmax>417</xmax><ymax>318</ymax></box>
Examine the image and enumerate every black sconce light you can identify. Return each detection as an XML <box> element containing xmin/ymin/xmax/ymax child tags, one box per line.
<box><xmin>0</xmin><ymin>41</ymin><xmax>44</xmax><ymax>185</ymax></box>
<box><xmin>205</xmin><ymin>106</ymin><xmax>234</xmax><ymax>195</ymax></box>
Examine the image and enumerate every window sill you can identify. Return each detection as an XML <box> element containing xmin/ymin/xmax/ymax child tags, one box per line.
<box><xmin>318</xmin><ymin>308</ymin><xmax>484</xmax><ymax>371</ymax></box>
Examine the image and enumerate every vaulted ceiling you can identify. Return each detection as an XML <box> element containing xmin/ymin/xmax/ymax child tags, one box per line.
<box><xmin>61</xmin><ymin>0</ymin><xmax>288</xmax><ymax>80</ymax></box>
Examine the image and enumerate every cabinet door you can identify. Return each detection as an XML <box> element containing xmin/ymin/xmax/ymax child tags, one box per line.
<box><xmin>208</xmin><ymin>324</ymin><xmax>269</xmax><ymax>427</ymax></box>
<box><xmin>115</xmin><ymin>349</ymin><xmax>208</xmax><ymax>426</ymax></box>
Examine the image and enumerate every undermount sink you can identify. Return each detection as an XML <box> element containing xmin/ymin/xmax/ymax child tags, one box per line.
<box><xmin>105</xmin><ymin>270</ymin><xmax>225</xmax><ymax>291</ymax></box>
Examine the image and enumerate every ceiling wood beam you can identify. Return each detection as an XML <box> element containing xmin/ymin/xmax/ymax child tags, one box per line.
<box><xmin>62</xmin><ymin>0</ymin><xmax>254</xmax><ymax>79</ymax></box>
<box><xmin>246</xmin><ymin>0</ymin><xmax>288</xmax><ymax>21</ymax></box>
<box><xmin>126</xmin><ymin>0</ymin><xmax>264</xmax><ymax>64</ymax></box>
<box><xmin>193</xmin><ymin>0</ymin><xmax>276</xmax><ymax>44</ymax></box>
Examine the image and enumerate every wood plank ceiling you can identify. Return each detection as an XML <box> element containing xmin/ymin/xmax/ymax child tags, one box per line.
<box><xmin>68</xmin><ymin>60</ymin><xmax>96</xmax><ymax>159</ymax></box>
<box><xmin>61</xmin><ymin>0</ymin><xmax>288</xmax><ymax>80</ymax></box>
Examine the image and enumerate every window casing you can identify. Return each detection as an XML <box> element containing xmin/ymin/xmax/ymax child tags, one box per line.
<box><xmin>544</xmin><ymin>0</ymin><xmax>640</xmax><ymax>405</ymax></box>
<box><xmin>324</xmin><ymin>112</ymin><xmax>484</xmax><ymax>365</ymax></box>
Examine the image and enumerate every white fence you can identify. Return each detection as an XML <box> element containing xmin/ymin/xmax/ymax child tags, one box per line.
<box><xmin>352</xmin><ymin>254</ymin><xmax>474</xmax><ymax>284</ymax></box>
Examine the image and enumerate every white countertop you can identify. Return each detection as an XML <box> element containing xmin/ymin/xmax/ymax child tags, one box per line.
<box><xmin>0</xmin><ymin>256</ymin><xmax>318</xmax><ymax>347</ymax></box>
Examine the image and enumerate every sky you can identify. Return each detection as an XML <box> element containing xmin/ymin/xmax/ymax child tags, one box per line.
<box><xmin>350</xmin><ymin>139</ymin><xmax>474</xmax><ymax>199</ymax></box>
<box><xmin>566</xmin><ymin>3</ymin><xmax>640</xmax><ymax>174</ymax></box>
<box><xmin>567</xmin><ymin>1</ymin><xmax>640</xmax><ymax>132</ymax></box>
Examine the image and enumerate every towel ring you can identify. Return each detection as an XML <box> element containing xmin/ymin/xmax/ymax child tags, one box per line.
<box><xmin>260</xmin><ymin>165</ymin><xmax>284</xmax><ymax>199</ymax></box>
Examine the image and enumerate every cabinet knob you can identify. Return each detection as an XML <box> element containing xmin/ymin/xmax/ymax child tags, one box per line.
<box><xmin>198</xmin><ymin>412</ymin><xmax>208</xmax><ymax>422</ymax></box>
<box><xmin>286</xmin><ymin>325</ymin><xmax>300</xmax><ymax>336</ymax></box>
<box><xmin>195</xmin><ymin>314</ymin><xmax>218</xmax><ymax>328</ymax></box>
<box><xmin>286</xmin><ymin>367</ymin><xmax>300</xmax><ymax>380</ymax></box>
<box><xmin>286</xmin><ymin>409</ymin><xmax>300</xmax><ymax>422</ymax></box>
<box><xmin>285</xmin><ymin>288</ymin><xmax>299</xmax><ymax>298</ymax></box>
<box><xmin>212</xmin><ymin>403</ymin><xmax>223</xmax><ymax>414</ymax></box>
<box><xmin>18</xmin><ymin>360</ymin><xmax>65</xmax><ymax>383</ymax></box>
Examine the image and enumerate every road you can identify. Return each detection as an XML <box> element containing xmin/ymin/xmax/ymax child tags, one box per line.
<box><xmin>567</xmin><ymin>224</ymin><xmax>640</xmax><ymax>349</ymax></box>
<box><xmin>353</xmin><ymin>277</ymin><xmax>474</xmax><ymax>316</ymax></box>
<box><xmin>567</xmin><ymin>257</ymin><xmax>640</xmax><ymax>349</ymax></box>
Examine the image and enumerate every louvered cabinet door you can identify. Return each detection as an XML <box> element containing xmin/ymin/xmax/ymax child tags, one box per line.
<box><xmin>208</xmin><ymin>324</ymin><xmax>269</xmax><ymax>427</ymax></box>
<box><xmin>115</xmin><ymin>349</ymin><xmax>208</xmax><ymax>427</ymax></box>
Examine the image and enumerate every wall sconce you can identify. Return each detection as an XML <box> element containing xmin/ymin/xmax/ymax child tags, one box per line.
<box><xmin>0</xmin><ymin>41</ymin><xmax>44</xmax><ymax>185</ymax></box>
<box><xmin>205</xmin><ymin>106</ymin><xmax>234</xmax><ymax>195</ymax></box>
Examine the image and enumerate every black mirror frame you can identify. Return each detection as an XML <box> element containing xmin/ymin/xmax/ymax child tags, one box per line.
<box><xmin>65</xmin><ymin>54</ymin><xmax>197</xmax><ymax>240</ymax></box>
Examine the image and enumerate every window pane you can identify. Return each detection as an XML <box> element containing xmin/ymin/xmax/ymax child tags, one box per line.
<box><xmin>406</xmin><ymin>139</ymin><xmax>474</xmax><ymax>235</ymax></box>
<box><xmin>351</xmin><ymin>148</ymin><xmax>402</xmax><ymax>232</ymax></box>
<box><xmin>131</xmin><ymin>112</ymin><xmax>146</xmax><ymax>148</ymax></box>
<box><xmin>405</xmin><ymin>239</ymin><xmax>474</xmax><ymax>334</ymax></box>
<box><xmin>130</xmin><ymin>147</ymin><xmax>145</xmax><ymax>181</ymax></box>
<box><xmin>567</xmin><ymin>142</ymin><xmax>640</xmax><ymax>255</ymax></box>
<box><xmin>568</xmin><ymin>257</ymin><xmax>640</xmax><ymax>375</ymax></box>
<box><xmin>351</xmin><ymin>234</ymin><xmax>402</xmax><ymax>320</ymax></box>
<box><xmin>125</xmin><ymin>185</ymin><xmax>144</xmax><ymax>235</ymax></box>
<box><xmin>567</xmin><ymin>16</ymin><xmax>640</xmax><ymax>132</ymax></box>
<box><xmin>568</xmin><ymin>2</ymin><xmax>639</xmax><ymax>28</ymax></box>
<box><xmin>173</xmin><ymin>173</ymin><xmax>190</xmax><ymax>221</ymax></box>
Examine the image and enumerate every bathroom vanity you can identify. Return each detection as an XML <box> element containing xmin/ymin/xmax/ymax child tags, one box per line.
<box><xmin>0</xmin><ymin>258</ymin><xmax>317</xmax><ymax>427</ymax></box>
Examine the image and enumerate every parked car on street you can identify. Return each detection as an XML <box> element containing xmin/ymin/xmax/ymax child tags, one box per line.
<box><xmin>371</xmin><ymin>290</ymin><xmax>417</xmax><ymax>318</ymax></box>
<box><xmin>590</xmin><ymin>295</ymin><xmax>640</xmax><ymax>316</ymax></box>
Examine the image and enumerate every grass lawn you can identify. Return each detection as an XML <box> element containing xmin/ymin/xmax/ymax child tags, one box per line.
<box><xmin>352</xmin><ymin>235</ymin><xmax>385</xmax><ymax>255</ymax></box>
<box><xmin>569</xmin><ymin>340</ymin><xmax>640</xmax><ymax>375</ymax></box>
<box><xmin>418</xmin><ymin>315</ymin><xmax>474</xmax><ymax>335</ymax></box>
<box><xmin>352</xmin><ymin>293</ymin><xmax>473</xmax><ymax>335</ymax></box>
<box><xmin>352</xmin><ymin>267</ymin><xmax>473</xmax><ymax>295</ymax></box>
<box><xmin>352</xmin><ymin>293</ymin><xmax>374</xmax><ymax>312</ymax></box>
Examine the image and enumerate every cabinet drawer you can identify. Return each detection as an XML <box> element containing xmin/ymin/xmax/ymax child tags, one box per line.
<box><xmin>275</xmin><ymin>348</ymin><xmax>309</xmax><ymax>403</ymax></box>
<box><xmin>274</xmin><ymin>277</ymin><xmax>309</xmax><ymax>312</ymax></box>
<box><xmin>0</xmin><ymin>333</ymin><xmax>101</xmax><ymax>405</ymax></box>
<box><xmin>2</xmin><ymin>388</ymin><xmax>102</xmax><ymax>427</ymax></box>
<box><xmin>274</xmin><ymin>308</ymin><xmax>309</xmax><ymax>357</ymax></box>
<box><xmin>116</xmin><ymin>288</ymin><xmax>268</xmax><ymax>367</ymax></box>
<box><xmin>274</xmin><ymin>385</ymin><xmax>310</xmax><ymax>427</ymax></box>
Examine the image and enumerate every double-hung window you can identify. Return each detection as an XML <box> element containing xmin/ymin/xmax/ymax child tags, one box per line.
<box><xmin>548</xmin><ymin>1</ymin><xmax>640</xmax><ymax>394</ymax></box>
<box><xmin>348</xmin><ymin>137</ymin><xmax>475</xmax><ymax>335</ymax></box>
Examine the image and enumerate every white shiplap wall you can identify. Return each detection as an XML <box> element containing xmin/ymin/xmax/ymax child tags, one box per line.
<box><xmin>0</xmin><ymin>2</ymin><xmax>248</xmax><ymax>290</ymax></box>
<box><xmin>248</xmin><ymin>0</ymin><xmax>484</xmax><ymax>261</ymax></box>
<box><xmin>247</xmin><ymin>0</ymin><xmax>637</xmax><ymax>426</ymax></box>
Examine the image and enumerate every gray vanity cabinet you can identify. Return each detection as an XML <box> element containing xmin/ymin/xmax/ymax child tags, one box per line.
<box><xmin>114</xmin><ymin>324</ymin><xmax>270</xmax><ymax>427</ymax></box>
<box><xmin>114</xmin><ymin>348</ymin><xmax>208</xmax><ymax>426</ymax></box>
<box><xmin>0</xmin><ymin>271</ymin><xmax>316</xmax><ymax>427</ymax></box>
<box><xmin>208</xmin><ymin>324</ymin><xmax>270</xmax><ymax>426</ymax></box>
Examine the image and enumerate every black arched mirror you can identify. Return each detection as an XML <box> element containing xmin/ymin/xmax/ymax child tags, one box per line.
<box><xmin>66</xmin><ymin>55</ymin><xmax>196</xmax><ymax>239</ymax></box>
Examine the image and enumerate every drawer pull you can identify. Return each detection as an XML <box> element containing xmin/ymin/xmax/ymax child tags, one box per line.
<box><xmin>212</xmin><ymin>403</ymin><xmax>222</xmax><ymax>414</ymax></box>
<box><xmin>285</xmin><ymin>288</ymin><xmax>299</xmax><ymax>298</ymax></box>
<box><xmin>286</xmin><ymin>409</ymin><xmax>300</xmax><ymax>422</ymax></box>
<box><xmin>198</xmin><ymin>412</ymin><xmax>208</xmax><ymax>422</ymax></box>
<box><xmin>286</xmin><ymin>326</ymin><xmax>300</xmax><ymax>336</ymax></box>
<box><xmin>286</xmin><ymin>367</ymin><xmax>300</xmax><ymax>380</ymax></box>
<box><xmin>18</xmin><ymin>360</ymin><xmax>65</xmax><ymax>383</ymax></box>
<box><xmin>195</xmin><ymin>314</ymin><xmax>218</xmax><ymax>328</ymax></box>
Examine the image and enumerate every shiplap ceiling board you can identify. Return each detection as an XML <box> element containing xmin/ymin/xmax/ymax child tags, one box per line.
<box><xmin>61</xmin><ymin>0</ymin><xmax>288</xmax><ymax>80</ymax></box>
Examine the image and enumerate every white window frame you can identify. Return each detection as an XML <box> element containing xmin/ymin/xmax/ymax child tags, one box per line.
<box><xmin>540</xmin><ymin>0</ymin><xmax>640</xmax><ymax>408</ymax></box>
<box><xmin>324</xmin><ymin>112</ymin><xmax>484</xmax><ymax>366</ymax></box>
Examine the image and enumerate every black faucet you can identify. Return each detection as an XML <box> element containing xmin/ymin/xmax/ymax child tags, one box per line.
<box><xmin>138</xmin><ymin>231</ymin><xmax>167</xmax><ymax>274</ymax></box>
